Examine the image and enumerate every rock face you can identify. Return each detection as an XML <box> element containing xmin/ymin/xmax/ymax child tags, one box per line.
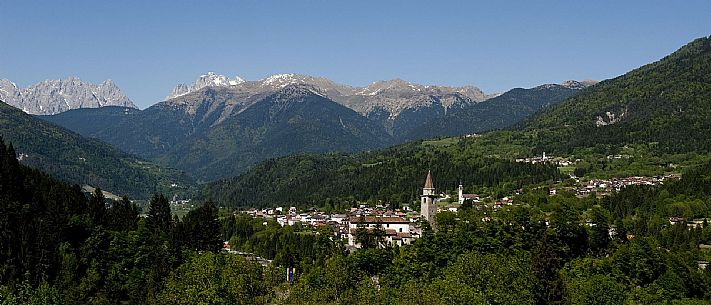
<box><xmin>0</xmin><ymin>77</ymin><xmax>135</xmax><ymax>115</ymax></box>
<box><xmin>560</xmin><ymin>80</ymin><xmax>598</xmax><ymax>90</ymax></box>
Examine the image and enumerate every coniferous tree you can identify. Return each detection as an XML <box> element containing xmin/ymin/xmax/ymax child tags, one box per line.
<box><xmin>105</xmin><ymin>196</ymin><xmax>139</xmax><ymax>231</ymax></box>
<box><xmin>181</xmin><ymin>201</ymin><xmax>222</xmax><ymax>252</ymax></box>
<box><xmin>147</xmin><ymin>194</ymin><xmax>172</xmax><ymax>235</ymax></box>
<box><xmin>87</xmin><ymin>188</ymin><xmax>106</xmax><ymax>226</ymax></box>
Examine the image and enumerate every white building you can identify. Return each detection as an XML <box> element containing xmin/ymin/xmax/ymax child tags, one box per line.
<box><xmin>348</xmin><ymin>216</ymin><xmax>415</xmax><ymax>248</ymax></box>
<box><xmin>458</xmin><ymin>183</ymin><xmax>480</xmax><ymax>205</ymax></box>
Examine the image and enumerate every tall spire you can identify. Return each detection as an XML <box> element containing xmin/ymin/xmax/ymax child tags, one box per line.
<box><xmin>424</xmin><ymin>170</ymin><xmax>434</xmax><ymax>189</ymax></box>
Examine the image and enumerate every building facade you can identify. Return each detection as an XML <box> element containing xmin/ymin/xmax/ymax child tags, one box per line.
<box><xmin>348</xmin><ymin>216</ymin><xmax>415</xmax><ymax>248</ymax></box>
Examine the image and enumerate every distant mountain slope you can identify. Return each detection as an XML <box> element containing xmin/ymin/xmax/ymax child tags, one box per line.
<box><xmin>159</xmin><ymin>85</ymin><xmax>394</xmax><ymax>181</ymax></box>
<box><xmin>331</xmin><ymin>79</ymin><xmax>490</xmax><ymax>137</ymax></box>
<box><xmin>42</xmin><ymin>86</ymin><xmax>267</xmax><ymax>159</ymax></box>
<box><xmin>0</xmin><ymin>77</ymin><xmax>135</xmax><ymax>115</ymax></box>
<box><xmin>526</xmin><ymin>35</ymin><xmax>711</xmax><ymax>154</ymax></box>
<box><xmin>402</xmin><ymin>83</ymin><xmax>587</xmax><ymax>141</ymax></box>
<box><xmin>0</xmin><ymin>100</ymin><xmax>192</xmax><ymax>198</ymax></box>
<box><xmin>163</xmin><ymin>72</ymin><xmax>492</xmax><ymax>137</ymax></box>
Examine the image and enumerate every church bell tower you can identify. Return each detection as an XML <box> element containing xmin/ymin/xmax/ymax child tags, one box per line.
<box><xmin>420</xmin><ymin>171</ymin><xmax>437</xmax><ymax>224</ymax></box>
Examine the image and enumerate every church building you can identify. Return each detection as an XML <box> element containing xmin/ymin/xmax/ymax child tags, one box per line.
<box><xmin>458</xmin><ymin>183</ymin><xmax>480</xmax><ymax>205</ymax></box>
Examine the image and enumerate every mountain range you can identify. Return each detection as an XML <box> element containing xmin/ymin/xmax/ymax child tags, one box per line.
<box><xmin>0</xmin><ymin>77</ymin><xmax>135</xmax><ymax>115</ymax></box>
<box><xmin>158</xmin><ymin>85</ymin><xmax>393</xmax><ymax>181</ymax></box>
<box><xmin>206</xmin><ymin>35</ymin><xmax>711</xmax><ymax>207</ymax></box>
<box><xmin>401</xmin><ymin>81</ymin><xmax>592</xmax><ymax>141</ymax></box>
<box><xmin>163</xmin><ymin>72</ymin><xmax>493</xmax><ymax>137</ymax></box>
<box><xmin>4</xmin><ymin>32</ymin><xmax>707</xmax><ymax>200</ymax></box>
<box><xmin>41</xmin><ymin>73</ymin><xmax>587</xmax><ymax>182</ymax></box>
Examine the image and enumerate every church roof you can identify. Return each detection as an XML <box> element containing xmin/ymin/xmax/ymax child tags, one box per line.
<box><xmin>424</xmin><ymin>170</ymin><xmax>434</xmax><ymax>189</ymax></box>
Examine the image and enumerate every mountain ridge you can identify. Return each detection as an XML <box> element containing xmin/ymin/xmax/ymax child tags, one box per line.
<box><xmin>402</xmin><ymin>83</ymin><xmax>587</xmax><ymax>141</ymax></box>
<box><xmin>43</xmin><ymin>79</ymin><xmax>588</xmax><ymax>182</ymax></box>
<box><xmin>163</xmin><ymin>72</ymin><xmax>493</xmax><ymax>136</ymax></box>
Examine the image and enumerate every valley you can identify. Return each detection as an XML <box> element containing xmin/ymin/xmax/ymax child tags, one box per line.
<box><xmin>1</xmin><ymin>5</ymin><xmax>710</xmax><ymax>302</ymax></box>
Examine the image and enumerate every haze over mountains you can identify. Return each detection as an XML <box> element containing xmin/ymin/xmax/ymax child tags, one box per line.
<box><xmin>0</xmin><ymin>77</ymin><xmax>135</xmax><ymax>115</ymax></box>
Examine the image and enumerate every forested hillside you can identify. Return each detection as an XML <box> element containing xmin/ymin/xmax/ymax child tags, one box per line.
<box><xmin>206</xmin><ymin>137</ymin><xmax>562</xmax><ymax>208</ymax></box>
<box><xmin>0</xmin><ymin>101</ymin><xmax>194</xmax><ymax>198</ymax></box>
<box><xmin>526</xmin><ymin>36</ymin><xmax>711</xmax><ymax>154</ymax></box>
<box><xmin>207</xmin><ymin>36</ymin><xmax>711</xmax><ymax>210</ymax></box>
<box><xmin>0</xmin><ymin>138</ymin><xmax>240</xmax><ymax>303</ymax></box>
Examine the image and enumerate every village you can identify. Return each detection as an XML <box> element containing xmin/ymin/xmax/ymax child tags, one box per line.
<box><xmin>553</xmin><ymin>174</ymin><xmax>681</xmax><ymax>197</ymax></box>
<box><xmin>228</xmin><ymin>154</ymin><xmax>693</xmax><ymax>251</ymax></box>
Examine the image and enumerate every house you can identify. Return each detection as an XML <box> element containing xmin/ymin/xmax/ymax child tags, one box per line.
<box><xmin>347</xmin><ymin>216</ymin><xmax>415</xmax><ymax>248</ymax></box>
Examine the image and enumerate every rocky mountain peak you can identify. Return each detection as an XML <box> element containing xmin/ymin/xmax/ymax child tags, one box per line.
<box><xmin>159</xmin><ymin>72</ymin><xmax>492</xmax><ymax>137</ymax></box>
<box><xmin>260</xmin><ymin>73</ymin><xmax>301</xmax><ymax>87</ymax></box>
<box><xmin>0</xmin><ymin>77</ymin><xmax>135</xmax><ymax>115</ymax></box>
<box><xmin>167</xmin><ymin>72</ymin><xmax>245</xmax><ymax>100</ymax></box>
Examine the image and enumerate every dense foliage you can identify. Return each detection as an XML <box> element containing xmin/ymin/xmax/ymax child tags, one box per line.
<box><xmin>223</xmin><ymin>214</ymin><xmax>340</xmax><ymax>271</ymax></box>
<box><xmin>3</xmin><ymin>130</ymin><xmax>711</xmax><ymax>304</ymax></box>
<box><xmin>0</xmin><ymin>138</ymin><xmax>228</xmax><ymax>303</ymax></box>
<box><xmin>0</xmin><ymin>101</ymin><xmax>194</xmax><ymax>199</ymax></box>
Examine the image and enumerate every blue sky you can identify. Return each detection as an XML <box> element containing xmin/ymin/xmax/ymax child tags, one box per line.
<box><xmin>1</xmin><ymin>1</ymin><xmax>709</xmax><ymax>109</ymax></box>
